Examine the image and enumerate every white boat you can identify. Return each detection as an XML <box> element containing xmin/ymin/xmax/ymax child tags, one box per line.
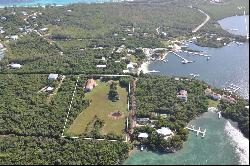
<box><xmin>149</xmin><ymin>70</ymin><xmax>160</xmax><ymax>73</ymax></box>
<box><xmin>207</xmin><ymin>57</ymin><xmax>210</xmax><ymax>60</ymax></box>
<box><xmin>140</xmin><ymin>145</ymin><xmax>144</xmax><ymax>151</ymax></box>
<box><xmin>230</xmin><ymin>28</ymin><xmax>238</xmax><ymax>31</ymax></box>
<box><xmin>182</xmin><ymin>60</ymin><xmax>188</xmax><ymax>64</ymax></box>
<box><xmin>218</xmin><ymin>111</ymin><xmax>221</xmax><ymax>119</ymax></box>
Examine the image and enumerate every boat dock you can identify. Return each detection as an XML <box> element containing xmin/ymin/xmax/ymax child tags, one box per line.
<box><xmin>181</xmin><ymin>50</ymin><xmax>211</xmax><ymax>58</ymax></box>
<box><xmin>223</xmin><ymin>83</ymin><xmax>241</xmax><ymax>93</ymax></box>
<box><xmin>170</xmin><ymin>51</ymin><xmax>194</xmax><ymax>64</ymax></box>
<box><xmin>185</xmin><ymin>125</ymin><xmax>206</xmax><ymax>138</ymax></box>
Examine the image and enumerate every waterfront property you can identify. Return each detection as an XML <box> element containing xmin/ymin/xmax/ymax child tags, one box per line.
<box><xmin>177</xmin><ymin>90</ymin><xmax>188</xmax><ymax>102</ymax></box>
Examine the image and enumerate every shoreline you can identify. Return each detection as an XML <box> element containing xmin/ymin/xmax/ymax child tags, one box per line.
<box><xmin>137</xmin><ymin>61</ymin><xmax>150</xmax><ymax>74</ymax></box>
<box><xmin>0</xmin><ymin>0</ymin><xmax>122</xmax><ymax>8</ymax></box>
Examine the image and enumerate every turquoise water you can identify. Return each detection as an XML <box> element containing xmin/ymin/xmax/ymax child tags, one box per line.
<box><xmin>124</xmin><ymin>112</ymin><xmax>239</xmax><ymax>165</ymax></box>
<box><xmin>0</xmin><ymin>0</ymin><xmax>117</xmax><ymax>7</ymax></box>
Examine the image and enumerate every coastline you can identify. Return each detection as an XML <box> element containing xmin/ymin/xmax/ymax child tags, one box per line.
<box><xmin>138</xmin><ymin>61</ymin><xmax>150</xmax><ymax>74</ymax></box>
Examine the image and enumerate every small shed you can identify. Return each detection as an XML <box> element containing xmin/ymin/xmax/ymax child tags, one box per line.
<box><xmin>46</xmin><ymin>86</ymin><xmax>54</xmax><ymax>92</ymax></box>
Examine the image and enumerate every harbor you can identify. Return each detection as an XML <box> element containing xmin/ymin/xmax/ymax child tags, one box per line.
<box><xmin>223</xmin><ymin>83</ymin><xmax>241</xmax><ymax>93</ymax></box>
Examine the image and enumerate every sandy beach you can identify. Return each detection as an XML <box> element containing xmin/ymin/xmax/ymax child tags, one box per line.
<box><xmin>137</xmin><ymin>61</ymin><xmax>150</xmax><ymax>74</ymax></box>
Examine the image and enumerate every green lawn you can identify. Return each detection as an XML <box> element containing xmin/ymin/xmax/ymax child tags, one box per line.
<box><xmin>67</xmin><ymin>80</ymin><xmax>128</xmax><ymax>137</ymax></box>
<box><xmin>207</xmin><ymin>99</ymin><xmax>220</xmax><ymax>107</ymax></box>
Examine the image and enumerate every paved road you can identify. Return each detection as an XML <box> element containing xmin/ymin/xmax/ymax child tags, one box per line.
<box><xmin>192</xmin><ymin>9</ymin><xmax>210</xmax><ymax>33</ymax></box>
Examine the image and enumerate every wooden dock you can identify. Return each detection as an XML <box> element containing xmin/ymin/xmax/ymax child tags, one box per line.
<box><xmin>185</xmin><ymin>125</ymin><xmax>206</xmax><ymax>138</ymax></box>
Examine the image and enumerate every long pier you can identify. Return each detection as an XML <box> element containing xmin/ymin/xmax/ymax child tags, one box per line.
<box><xmin>185</xmin><ymin>125</ymin><xmax>206</xmax><ymax>138</ymax></box>
<box><xmin>170</xmin><ymin>51</ymin><xmax>194</xmax><ymax>64</ymax></box>
<box><xmin>181</xmin><ymin>50</ymin><xmax>210</xmax><ymax>58</ymax></box>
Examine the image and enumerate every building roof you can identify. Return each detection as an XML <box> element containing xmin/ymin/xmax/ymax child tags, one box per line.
<box><xmin>85</xmin><ymin>79</ymin><xmax>97</xmax><ymax>90</ymax></box>
<box><xmin>179</xmin><ymin>90</ymin><xmax>187</xmax><ymax>95</ymax></box>
<box><xmin>48</xmin><ymin>74</ymin><xmax>59</xmax><ymax>80</ymax></box>
<box><xmin>96</xmin><ymin>65</ymin><xmax>107</xmax><ymax>68</ymax></box>
<box><xmin>138</xmin><ymin>133</ymin><xmax>149</xmax><ymax>138</ymax></box>
<box><xmin>46</xmin><ymin>86</ymin><xmax>54</xmax><ymax>91</ymax></box>
<box><xmin>10</xmin><ymin>63</ymin><xmax>22</xmax><ymax>68</ymax></box>
<box><xmin>156</xmin><ymin>127</ymin><xmax>172</xmax><ymax>136</ymax></box>
<box><xmin>127</xmin><ymin>63</ymin><xmax>134</xmax><ymax>69</ymax></box>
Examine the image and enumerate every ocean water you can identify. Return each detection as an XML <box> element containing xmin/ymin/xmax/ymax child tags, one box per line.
<box><xmin>0</xmin><ymin>0</ymin><xmax>116</xmax><ymax>7</ymax></box>
<box><xmin>124</xmin><ymin>15</ymin><xmax>249</xmax><ymax>165</ymax></box>
<box><xmin>218</xmin><ymin>15</ymin><xmax>249</xmax><ymax>36</ymax></box>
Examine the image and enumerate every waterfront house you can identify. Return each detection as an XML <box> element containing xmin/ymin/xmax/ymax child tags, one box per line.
<box><xmin>177</xmin><ymin>90</ymin><xmax>188</xmax><ymax>102</ymax></box>
<box><xmin>156</xmin><ymin>127</ymin><xmax>173</xmax><ymax>136</ymax></box>
<box><xmin>210</xmin><ymin>93</ymin><xmax>222</xmax><ymax>100</ymax></box>
<box><xmin>84</xmin><ymin>79</ymin><xmax>97</xmax><ymax>92</ymax></box>
<box><xmin>48</xmin><ymin>74</ymin><xmax>59</xmax><ymax>80</ymax></box>
<box><xmin>221</xmin><ymin>95</ymin><xmax>236</xmax><ymax>103</ymax></box>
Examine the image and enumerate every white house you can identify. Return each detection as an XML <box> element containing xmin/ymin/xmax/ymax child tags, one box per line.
<box><xmin>48</xmin><ymin>74</ymin><xmax>59</xmax><ymax>80</ymax></box>
<box><xmin>46</xmin><ymin>86</ymin><xmax>54</xmax><ymax>92</ymax></box>
<box><xmin>127</xmin><ymin>63</ymin><xmax>134</xmax><ymax>70</ymax></box>
<box><xmin>10</xmin><ymin>35</ymin><xmax>18</xmax><ymax>40</ymax></box>
<box><xmin>10</xmin><ymin>63</ymin><xmax>22</xmax><ymax>69</ymax></box>
<box><xmin>156</xmin><ymin>127</ymin><xmax>173</xmax><ymax>136</ymax></box>
<box><xmin>96</xmin><ymin>65</ymin><xmax>107</xmax><ymax>68</ymax></box>
<box><xmin>138</xmin><ymin>133</ymin><xmax>149</xmax><ymax>138</ymax></box>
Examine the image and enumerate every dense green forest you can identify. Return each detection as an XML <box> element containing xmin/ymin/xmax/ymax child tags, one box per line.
<box><xmin>131</xmin><ymin>74</ymin><xmax>209</xmax><ymax>152</ymax></box>
<box><xmin>0</xmin><ymin>74</ymin><xmax>88</xmax><ymax>137</ymax></box>
<box><xmin>0</xmin><ymin>136</ymin><xmax>129</xmax><ymax>165</ymax></box>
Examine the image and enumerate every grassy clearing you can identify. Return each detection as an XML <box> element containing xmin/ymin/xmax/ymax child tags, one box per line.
<box><xmin>67</xmin><ymin>80</ymin><xmax>128</xmax><ymax>137</ymax></box>
<box><xmin>207</xmin><ymin>99</ymin><xmax>220</xmax><ymax>107</ymax></box>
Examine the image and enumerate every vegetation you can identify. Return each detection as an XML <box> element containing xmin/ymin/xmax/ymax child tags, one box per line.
<box><xmin>0</xmin><ymin>74</ymin><xmax>87</xmax><ymax>137</ymax></box>
<box><xmin>108</xmin><ymin>82</ymin><xmax>119</xmax><ymax>102</ymax></box>
<box><xmin>0</xmin><ymin>136</ymin><xmax>129</xmax><ymax>165</ymax></box>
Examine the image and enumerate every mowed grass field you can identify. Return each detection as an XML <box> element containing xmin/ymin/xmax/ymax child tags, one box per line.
<box><xmin>67</xmin><ymin>80</ymin><xmax>128</xmax><ymax>137</ymax></box>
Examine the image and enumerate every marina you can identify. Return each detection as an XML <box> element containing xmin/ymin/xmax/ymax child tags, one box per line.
<box><xmin>223</xmin><ymin>83</ymin><xmax>241</xmax><ymax>93</ymax></box>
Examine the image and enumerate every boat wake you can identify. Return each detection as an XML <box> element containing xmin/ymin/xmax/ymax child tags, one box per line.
<box><xmin>224</xmin><ymin>121</ymin><xmax>249</xmax><ymax>165</ymax></box>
